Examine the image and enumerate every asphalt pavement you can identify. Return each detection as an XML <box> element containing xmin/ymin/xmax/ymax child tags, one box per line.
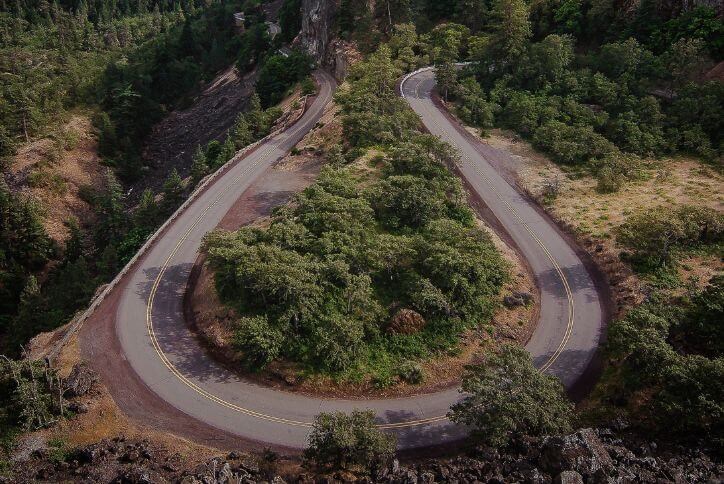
<box><xmin>105</xmin><ymin>68</ymin><xmax>605</xmax><ymax>450</ymax></box>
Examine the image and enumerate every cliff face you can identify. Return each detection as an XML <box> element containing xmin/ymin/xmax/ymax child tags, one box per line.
<box><xmin>296</xmin><ymin>0</ymin><xmax>360</xmax><ymax>80</ymax></box>
<box><xmin>297</xmin><ymin>0</ymin><xmax>338</xmax><ymax>64</ymax></box>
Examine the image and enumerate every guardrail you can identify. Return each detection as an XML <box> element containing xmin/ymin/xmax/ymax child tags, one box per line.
<box><xmin>44</xmin><ymin>93</ymin><xmax>313</xmax><ymax>365</ymax></box>
<box><xmin>399</xmin><ymin>63</ymin><xmax>474</xmax><ymax>99</ymax></box>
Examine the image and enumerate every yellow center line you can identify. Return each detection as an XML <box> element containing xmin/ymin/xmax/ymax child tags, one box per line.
<box><xmin>408</xmin><ymin>74</ymin><xmax>575</xmax><ymax>372</ymax></box>
<box><xmin>143</xmin><ymin>74</ymin><xmax>575</xmax><ymax>433</ymax></box>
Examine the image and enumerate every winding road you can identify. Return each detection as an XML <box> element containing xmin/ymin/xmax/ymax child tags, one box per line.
<box><xmin>81</xmin><ymin>68</ymin><xmax>606</xmax><ymax>451</ymax></box>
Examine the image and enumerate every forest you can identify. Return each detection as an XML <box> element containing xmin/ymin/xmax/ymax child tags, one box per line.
<box><xmin>0</xmin><ymin>0</ymin><xmax>311</xmax><ymax>357</ymax></box>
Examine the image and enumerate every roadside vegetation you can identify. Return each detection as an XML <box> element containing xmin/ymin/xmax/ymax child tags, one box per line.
<box><xmin>450</xmin><ymin>344</ymin><xmax>574</xmax><ymax>446</ymax></box>
<box><xmin>304</xmin><ymin>410</ymin><xmax>396</xmax><ymax>472</ymax></box>
<box><xmin>204</xmin><ymin>45</ymin><xmax>509</xmax><ymax>386</ymax></box>
<box><xmin>320</xmin><ymin>0</ymin><xmax>723</xmax><ymax>457</ymax></box>
<box><xmin>0</xmin><ymin>0</ymin><xmax>313</xmax><ymax>358</ymax></box>
<box><xmin>601</xmin><ymin>277</ymin><xmax>723</xmax><ymax>446</ymax></box>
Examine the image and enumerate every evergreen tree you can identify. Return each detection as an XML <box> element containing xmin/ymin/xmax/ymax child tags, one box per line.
<box><xmin>190</xmin><ymin>145</ymin><xmax>209</xmax><ymax>183</ymax></box>
<box><xmin>95</xmin><ymin>169</ymin><xmax>127</xmax><ymax>247</ymax></box>
<box><xmin>489</xmin><ymin>0</ymin><xmax>532</xmax><ymax>68</ymax></box>
<box><xmin>135</xmin><ymin>188</ymin><xmax>158</xmax><ymax>228</ymax></box>
<box><xmin>161</xmin><ymin>168</ymin><xmax>184</xmax><ymax>212</ymax></box>
<box><xmin>232</xmin><ymin>113</ymin><xmax>253</xmax><ymax>149</ymax></box>
<box><xmin>279</xmin><ymin>0</ymin><xmax>302</xmax><ymax>43</ymax></box>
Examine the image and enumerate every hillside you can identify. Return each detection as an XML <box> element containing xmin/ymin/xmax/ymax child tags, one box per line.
<box><xmin>0</xmin><ymin>0</ymin><xmax>722</xmax><ymax>481</ymax></box>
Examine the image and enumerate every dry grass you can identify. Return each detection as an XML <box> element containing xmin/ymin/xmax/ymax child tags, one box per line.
<box><xmin>21</xmin><ymin>328</ymin><xmax>220</xmax><ymax>460</ymax></box>
<box><xmin>10</xmin><ymin>113</ymin><xmax>105</xmax><ymax>243</ymax></box>
<box><xmin>482</xmin><ymin>129</ymin><xmax>723</xmax><ymax>310</ymax></box>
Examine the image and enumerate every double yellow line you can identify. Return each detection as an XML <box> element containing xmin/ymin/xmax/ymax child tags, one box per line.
<box><xmin>143</xmin><ymin>73</ymin><xmax>574</xmax><ymax>433</ymax></box>
<box><xmin>409</xmin><ymin>73</ymin><xmax>575</xmax><ymax>373</ymax></box>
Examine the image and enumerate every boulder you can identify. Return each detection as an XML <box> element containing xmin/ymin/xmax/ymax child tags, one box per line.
<box><xmin>539</xmin><ymin>428</ymin><xmax>614</xmax><ymax>478</ymax></box>
<box><xmin>554</xmin><ymin>470</ymin><xmax>584</xmax><ymax>484</ymax></box>
<box><xmin>387</xmin><ymin>309</ymin><xmax>426</xmax><ymax>335</ymax></box>
<box><xmin>64</xmin><ymin>363</ymin><xmax>97</xmax><ymax>398</ymax></box>
<box><xmin>503</xmin><ymin>291</ymin><xmax>534</xmax><ymax>308</ymax></box>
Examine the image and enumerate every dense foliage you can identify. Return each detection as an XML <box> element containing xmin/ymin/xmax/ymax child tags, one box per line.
<box><xmin>360</xmin><ymin>0</ymin><xmax>724</xmax><ymax>192</ymax></box>
<box><xmin>304</xmin><ymin>410</ymin><xmax>396</xmax><ymax>471</ymax></box>
<box><xmin>255</xmin><ymin>50</ymin><xmax>312</xmax><ymax>107</ymax></box>
<box><xmin>0</xmin><ymin>0</ymin><xmax>291</xmax><ymax>356</ymax></box>
<box><xmin>450</xmin><ymin>344</ymin><xmax>574</xmax><ymax>446</ymax></box>
<box><xmin>418</xmin><ymin>0</ymin><xmax>724</xmax><ymax>191</ymax></box>
<box><xmin>605</xmin><ymin>277</ymin><xmax>723</xmax><ymax>447</ymax></box>
<box><xmin>616</xmin><ymin>204</ymin><xmax>723</xmax><ymax>271</ymax></box>
<box><xmin>339</xmin><ymin>0</ymin><xmax>722</xmax><ymax>58</ymax></box>
<box><xmin>205</xmin><ymin>46</ymin><xmax>508</xmax><ymax>384</ymax></box>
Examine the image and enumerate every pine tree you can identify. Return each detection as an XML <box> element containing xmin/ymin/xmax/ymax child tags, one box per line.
<box><xmin>162</xmin><ymin>168</ymin><xmax>184</xmax><ymax>212</ymax></box>
<box><xmin>490</xmin><ymin>0</ymin><xmax>531</xmax><ymax>67</ymax></box>
<box><xmin>96</xmin><ymin>169</ymin><xmax>126</xmax><ymax>247</ymax></box>
<box><xmin>63</xmin><ymin>218</ymin><xmax>84</xmax><ymax>263</ymax></box>
<box><xmin>135</xmin><ymin>188</ymin><xmax>158</xmax><ymax>228</ymax></box>
<box><xmin>247</xmin><ymin>93</ymin><xmax>265</xmax><ymax>138</ymax></box>
<box><xmin>190</xmin><ymin>145</ymin><xmax>209</xmax><ymax>183</ymax></box>
<box><xmin>179</xmin><ymin>17</ymin><xmax>194</xmax><ymax>57</ymax></box>
<box><xmin>232</xmin><ymin>113</ymin><xmax>253</xmax><ymax>149</ymax></box>
<box><xmin>98</xmin><ymin>243</ymin><xmax>119</xmax><ymax>279</ymax></box>
<box><xmin>216</xmin><ymin>133</ymin><xmax>237</xmax><ymax>168</ymax></box>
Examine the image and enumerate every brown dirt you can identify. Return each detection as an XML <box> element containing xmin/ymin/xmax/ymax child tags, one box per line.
<box><xmin>7</xmin><ymin>114</ymin><xmax>105</xmax><ymax>243</ymax></box>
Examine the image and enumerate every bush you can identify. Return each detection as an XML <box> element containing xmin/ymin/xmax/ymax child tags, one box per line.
<box><xmin>606</xmin><ymin>282</ymin><xmax>724</xmax><ymax>443</ymax></box>
<box><xmin>233</xmin><ymin>316</ymin><xmax>284</xmax><ymax>370</ymax></box>
<box><xmin>398</xmin><ymin>361</ymin><xmax>425</xmax><ymax>384</ymax></box>
<box><xmin>304</xmin><ymin>410</ymin><xmax>396</xmax><ymax>471</ymax></box>
<box><xmin>301</xmin><ymin>77</ymin><xmax>317</xmax><ymax>96</ymax></box>
<box><xmin>616</xmin><ymin>205</ymin><xmax>724</xmax><ymax>269</ymax></box>
<box><xmin>533</xmin><ymin>120</ymin><xmax>617</xmax><ymax>164</ymax></box>
<box><xmin>449</xmin><ymin>344</ymin><xmax>574</xmax><ymax>446</ymax></box>
<box><xmin>592</xmin><ymin>153</ymin><xmax>645</xmax><ymax>193</ymax></box>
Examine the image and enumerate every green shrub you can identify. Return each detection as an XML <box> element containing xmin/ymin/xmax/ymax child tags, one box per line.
<box><xmin>397</xmin><ymin>361</ymin><xmax>425</xmax><ymax>384</ymax></box>
<box><xmin>234</xmin><ymin>316</ymin><xmax>284</xmax><ymax>370</ymax></box>
<box><xmin>616</xmin><ymin>205</ymin><xmax>724</xmax><ymax>269</ymax></box>
<box><xmin>449</xmin><ymin>344</ymin><xmax>574</xmax><ymax>446</ymax></box>
<box><xmin>533</xmin><ymin>120</ymin><xmax>617</xmax><ymax>164</ymax></box>
<box><xmin>304</xmin><ymin>410</ymin><xmax>396</xmax><ymax>471</ymax></box>
<box><xmin>606</xmin><ymin>281</ymin><xmax>724</xmax><ymax>443</ymax></box>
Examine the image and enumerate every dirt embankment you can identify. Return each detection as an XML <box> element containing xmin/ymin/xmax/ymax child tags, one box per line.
<box><xmin>135</xmin><ymin>67</ymin><xmax>258</xmax><ymax>197</ymax></box>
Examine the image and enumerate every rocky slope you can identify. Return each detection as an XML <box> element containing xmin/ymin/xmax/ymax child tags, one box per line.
<box><xmin>7</xmin><ymin>424</ymin><xmax>722</xmax><ymax>483</ymax></box>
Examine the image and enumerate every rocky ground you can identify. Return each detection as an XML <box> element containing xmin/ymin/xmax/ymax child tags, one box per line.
<box><xmin>7</xmin><ymin>415</ymin><xmax>722</xmax><ymax>483</ymax></box>
<box><xmin>6</xmin><ymin>364</ymin><xmax>721</xmax><ymax>484</ymax></box>
<box><xmin>134</xmin><ymin>66</ymin><xmax>258</xmax><ymax>198</ymax></box>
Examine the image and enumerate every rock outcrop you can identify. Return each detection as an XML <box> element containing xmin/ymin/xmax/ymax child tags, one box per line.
<box><xmin>387</xmin><ymin>308</ymin><xmax>426</xmax><ymax>335</ymax></box>
<box><xmin>63</xmin><ymin>362</ymin><xmax>97</xmax><ymax>398</ymax></box>
<box><xmin>296</xmin><ymin>0</ymin><xmax>337</xmax><ymax>64</ymax></box>
<box><xmin>7</xmin><ymin>427</ymin><xmax>723</xmax><ymax>483</ymax></box>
